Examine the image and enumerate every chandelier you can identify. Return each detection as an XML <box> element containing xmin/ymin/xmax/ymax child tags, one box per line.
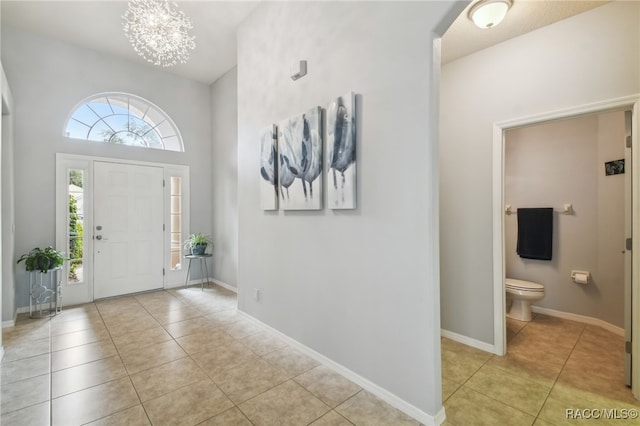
<box><xmin>123</xmin><ymin>0</ymin><xmax>196</xmax><ymax>67</ymax></box>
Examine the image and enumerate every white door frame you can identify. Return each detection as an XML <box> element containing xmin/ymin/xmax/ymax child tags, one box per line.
<box><xmin>55</xmin><ymin>153</ymin><xmax>190</xmax><ymax>304</ymax></box>
<box><xmin>492</xmin><ymin>95</ymin><xmax>640</xmax><ymax>397</ymax></box>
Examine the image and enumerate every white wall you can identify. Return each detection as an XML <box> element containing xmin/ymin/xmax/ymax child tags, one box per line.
<box><xmin>505</xmin><ymin>111</ymin><xmax>625</xmax><ymax>328</ymax></box>
<box><xmin>440</xmin><ymin>2</ymin><xmax>640</xmax><ymax>345</ymax></box>
<box><xmin>237</xmin><ymin>1</ymin><xmax>458</xmax><ymax>420</ymax></box>
<box><xmin>1</xmin><ymin>26</ymin><xmax>212</xmax><ymax>310</ymax></box>
<box><xmin>1</xmin><ymin>62</ymin><xmax>15</xmax><ymax>324</ymax></box>
<box><xmin>210</xmin><ymin>67</ymin><xmax>238</xmax><ymax>288</ymax></box>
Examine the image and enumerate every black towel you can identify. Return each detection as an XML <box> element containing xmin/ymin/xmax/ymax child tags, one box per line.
<box><xmin>517</xmin><ymin>208</ymin><xmax>553</xmax><ymax>260</ymax></box>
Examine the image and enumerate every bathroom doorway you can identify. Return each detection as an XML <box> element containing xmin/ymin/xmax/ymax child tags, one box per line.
<box><xmin>493</xmin><ymin>97</ymin><xmax>640</xmax><ymax>396</ymax></box>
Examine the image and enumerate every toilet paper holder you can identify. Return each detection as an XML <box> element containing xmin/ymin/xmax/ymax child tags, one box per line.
<box><xmin>571</xmin><ymin>270</ymin><xmax>590</xmax><ymax>284</ymax></box>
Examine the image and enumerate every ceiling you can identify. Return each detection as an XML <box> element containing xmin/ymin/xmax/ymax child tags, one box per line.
<box><xmin>0</xmin><ymin>1</ymin><xmax>609</xmax><ymax>85</ymax></box>
<box><xmin>442</xmin><ymin>0</ymin><xmax>609</xmax><ymax>64</ymax></box>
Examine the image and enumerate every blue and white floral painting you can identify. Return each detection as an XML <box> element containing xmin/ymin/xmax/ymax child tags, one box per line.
<box><xmin>259</xmin><ymin>124</ymin><xmax>278</xmax><ymax>210</ymax></box>
<box><xmin>327</xmin><ymin>92</ymin><xmax>356</xmax><ymax>209</ymax></box>
<box><xmin>277</xmin><ymin>107</ymin><xmax>323</xmax><ymax>210</ymax></box>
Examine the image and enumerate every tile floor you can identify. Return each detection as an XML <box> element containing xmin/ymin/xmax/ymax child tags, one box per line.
<box><xmin>442</xmin><ymin>314</ymin><xmax>640</xmax><ymax>425</ymax></box>
<box><xmin>0</xmin><ymin>285</ymin><xmax>419</xmax><ymax>425</ymax></box>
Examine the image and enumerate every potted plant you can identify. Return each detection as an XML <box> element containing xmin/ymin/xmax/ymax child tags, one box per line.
<box><xmin>183</xmin><ymin>233</ymin><xmax>213</xmax><ymax>255</ymax></box>
<box><xmin>17</xmin><ymin>246</ymin><xmax>66</xmax><ymax>272</ymax></box>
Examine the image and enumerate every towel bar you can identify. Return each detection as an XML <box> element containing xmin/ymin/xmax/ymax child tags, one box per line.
<box><xmin>505</xmin><ymin>204</ymin><xmax>572</xmax><ymax>215</ymax></box>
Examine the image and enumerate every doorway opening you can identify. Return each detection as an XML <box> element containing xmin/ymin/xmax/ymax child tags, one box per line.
<box><xmin>493</xmin><ymin>96</ymin><xmax>640</xmax><ymax>397</ymax></box>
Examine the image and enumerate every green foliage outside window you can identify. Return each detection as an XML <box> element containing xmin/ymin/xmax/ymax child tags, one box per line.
<box><xmin>69</xmin><ymin>195</ymin><xmax>83</xmax><ymax>281</ymax></box>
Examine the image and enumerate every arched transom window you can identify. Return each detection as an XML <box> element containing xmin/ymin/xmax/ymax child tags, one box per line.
<box><xmin>64</xmin><ymin>92</ymin><xmax>184</xmax><ymax>152</ymax></box>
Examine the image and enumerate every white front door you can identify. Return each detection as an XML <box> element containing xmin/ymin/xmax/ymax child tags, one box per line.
<box><xmin>93</xmin><ymin>161</ymin><xmax>164</xmax><ymax>299</ymax></box>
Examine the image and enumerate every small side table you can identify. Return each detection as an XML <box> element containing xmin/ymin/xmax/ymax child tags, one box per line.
<box><xmin>184</xmin><ymin>254</ymin><xmax>212</xmax><ymax>291</ymax></box>
<box><xmin>29</xmin><ymin>267</ymin><xmax>62</xmax><ymax>318</ymax></box>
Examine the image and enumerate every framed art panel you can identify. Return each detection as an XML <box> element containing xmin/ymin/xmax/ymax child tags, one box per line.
<box><xmin>277</xmin><ymin>106</ymin><xmax>323</xmax><ymax>210</ymax></box>
<box><xmin>259</xmin><ymin>124</ymin><xmax>278</xmax><ymax>210</ymax></box>
<box><xmin>327</xmin><ymin>92</ymin><xmax>356</xmax><ymax>209</ymax></box>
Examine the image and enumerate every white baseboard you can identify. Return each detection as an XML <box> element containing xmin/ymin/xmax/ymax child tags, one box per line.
<box><xmin>531</xmin><ymin>305</ymin><xmax>624</xmax><ymax>336</ymax></box>
<box><xmin>2</xmin><ymin>319</ymin><xmax>15</xmax><ymax>328</ymax></box>
<box><xmin>441</xmin><ymin>329</ymin><xmax>497</xmax><ymax>354</ymax></box>
<box><xmin>237</xmin><ymin>310</ymin><xmax>444</xmax><ymax>426</ymax></box>
<box><xmin>209</xmin><ymin>278</ymin><xmax>237</xmax><ymax>293</ymax></box>
<box><xmin>166</xmin><ymin>278</ymin><xmax>237</xmax><ymax>294</ymax></box>
<box><xmin>2</xmin><ymin>309</ymin><xmax>20</xmax><ymax>328</ymax></box>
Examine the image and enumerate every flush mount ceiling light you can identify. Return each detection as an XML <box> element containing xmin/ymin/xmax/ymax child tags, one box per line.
<box><xmin>468</xmin><ymin>0</ymin><xmax>513</xmax><ymax>29</ymax></box>
<box><xmin>123</xmin><ymin>0</ymin><xmax>196</xmax><ymax>67</ymax></box>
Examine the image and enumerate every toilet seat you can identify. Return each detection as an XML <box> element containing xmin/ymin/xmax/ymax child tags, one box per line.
<box><xmin>506</xmin><ymin>278</ymin><xmax>544</xmax><ymax>292</ymax></box>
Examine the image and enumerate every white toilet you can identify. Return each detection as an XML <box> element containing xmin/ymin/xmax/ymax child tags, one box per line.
<box><xmin>505</xmin><ymin>278</ymin><xmax>545</xmax><ymax>322</ymax></box>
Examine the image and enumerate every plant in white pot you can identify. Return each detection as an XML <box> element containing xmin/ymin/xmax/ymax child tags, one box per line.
<box><xmin>184</xmin><ymin>233</ymin><xmax>213</xmax><ymax>255</ymax></box>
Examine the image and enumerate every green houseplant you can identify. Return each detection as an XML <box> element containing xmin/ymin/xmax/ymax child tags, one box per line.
<box><xmin>17</xmin><ymin>247</ymin><xmax>66</xmax><ymax>272</ymax></box>
<box><xmin>184</xmin><ymin>233</ymin><xmax>213</xmax><ymax>255</ymax></box>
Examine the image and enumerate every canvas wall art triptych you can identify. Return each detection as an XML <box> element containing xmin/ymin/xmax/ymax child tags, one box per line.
<box><xmin>259</xmin><ymin>92</ymin><xmax>356</xmax><ymax>211</ymax></box>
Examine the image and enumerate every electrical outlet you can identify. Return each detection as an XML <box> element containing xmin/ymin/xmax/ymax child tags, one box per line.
<box><xmin>253</xmin><ymin>288</ymin><xmax>260</xmax><ymax>301</ymax></box>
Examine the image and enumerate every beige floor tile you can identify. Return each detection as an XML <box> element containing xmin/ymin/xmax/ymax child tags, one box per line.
<box><xmin>85</xmin><ymin>405</ymin><xmax>151</xmax><ymax>426</ymax></box>
<box><xmin>0</xmin><ymin>353</ymin><xmax>50</xmax><ymax>385</ymax></box>
<box><xmin>294</xmin><ymin>365</ymin><xmax>361</xmax><ymax>408</ymax></box>
<box><xmin>51</xmin><ymin>303</ymin><xmax>98</xmax><ymax>322</ymax></box>
<box><xmin>50</xmin><ymin>316</ymin><xmax>105</xmax><ymax>336</ymax></box>
<box><xmin>175</xmin><ymin>329</ymin><xmax>235</xmax><ymax>355</ymax></box>
<box><xmin>261</xmin><ymin>346</ymin><xmax>320</xmax><ymax>377</ymax></box>
<box><xmin>239</xmin><ymin>380</ymin><xmax>330</xmax><ymax>425</ymax></box>
<box><xmin>532</xmin><ymin>419</ymin><xmax>557</xmax><ymax>426</ymax></box>
<box><xmin>204</xmin><ymin>309</ymin><xmax>242</xmax><ymax>326</ymax></box>
<box><xmin>2</xmin><ymin>336</ymin><xmax>50</xmax><ymax>363</ymax></box>
<box><xmin>104</xmin><ymin>313</ymin><xmax>160</xmax><ymax>337</ymax></box>
<box><xmin>507</xmin><ymin>318</ymin><xmax>527</xmax><ymax>341</ymax></box>
<box><xmin>2</xmin><ymin>322</ymin><xmax>50</xmax><ymax>344</ymax></box>
<box><xmin>191</xmin><ymin>340</ymin><xmax>258</xmax><ymax>378</ymax></box>
<box><xmin>1</xmin><ymin>374</ymin><xmax>50</xmax><ymax>414</ymax></box>
<box><xmin>52</xmin><ymin>339</ymin><xmax>118</xmax><ymax>371</ymax></box>
<box><xmin>95</xmin><ymin>296</ymin><xmax>141</xmax><ymax>314</ymax></box>
<box><xmin>199</xmin><ymin>407</ymin><xmax>252</xmax><ymax>425</ymax></box>
<box><xmin>557</xmin><ymin>356</ymin><xmax>629</xmax><ymax>404</ymax></box>
<box><xmin>309</xmin><ymin>410</ymin><xmax>355</xmax><ymax>426</ymax></box>
<box><xmin>465</xmin><ymin>362</ymin><xmax>552</xmax><ymax>415</ymax></box>
<box><xmin>441</xmin><ymin>338</ymin><xmax>492</xmax><ymax>384</ymax></box>
<box><xmin>538</xmin><ymin>383</ymin><xmax>640</xmax><ymax>425</ymax></box>
<box><xmin>52</xmin><ymin>355</ymin><xmax>128</xmax><ymax>398</ymax></box>
<box><xmin>52</xmin><ymin>376</ymin><xmax>140</xmax><ymax>425</ymax></box>
<box><xmin>212</xmin><ymin>357</ymin><xmax>290</xmax><ymax>404</ymax></box>
<box><xmin>0</xmin><ymin>401</ymin><xmax>50</xmax><ymax>426</ymax></box>
<box><xmin>487</xmin><ymin>351</ymin><xmax>563</xmax><ymax>382</ymax></box>
<box><xmin>514</xmin><ymin>325</ymin><xmax>581</xmax><ymax>354</ymax></box>
<box><xmin>130</xmin><ymin>357</ymin><xmax>207</xmax><ymax>402</ymax></box>
<box><xmin>119</xmin><ymin>339</ymin><xmax>188</xmax><ymax>375</ymax></box>
<box><xmin>51</xmin><ymin>326</ymin><xmax>111</xmax><ymax>351</ymax></box>
<box><xmin>150</xmin><ymin>306</ymin><xmax>202</xmax><ymax>324</ymax></box>
<box><xmin>238</xmin><ymin>331</ymin><xmax>289</xmax><ymax>356</ymax></box>
<box><xmin>163</xmin><ymin>316</ymin><xmax>214</xmax><ymax>338</ymax></box>
<box><xmin>221</xmin><ymin>318</ymin><xmax>264</xmax><ymax>339</ymax></box>
<box><xmin>111</xmin><ymin>325</ymin><xmax>172</xmax><ymax>354</ymax></box>
<box><xmin>444</xmin><ymin>386</ymin><xmax>534</xmax><ymax>426</ymax></box>
<box><xmin>336</xmin><ymin>390</ymin><xmax>420</xmax><ymax>426</ymax></box>
<box><xmin>143</xmin><ymin>379</ymin><xmax>233</xmax><ymax>425</ymax></box>
<box><xmin>442</xmin><ymin>377</ymin><xmax>462</xmax><ymax>403</ymax></box>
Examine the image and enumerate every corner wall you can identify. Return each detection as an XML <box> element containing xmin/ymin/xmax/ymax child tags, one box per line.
<box><xmin>210</xmin><ymin>67</ymin><xmax>238</xmax><ymax>288</ymax></box>
<box><xmin>440</xmin><ymin>2</ymin><xmax>640</xmax><ymax>345</ymax></box>
<box><xmin>237</xmin><ymin>1</ymin><xmax>458</xmax><ymax>419</ymax></box>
